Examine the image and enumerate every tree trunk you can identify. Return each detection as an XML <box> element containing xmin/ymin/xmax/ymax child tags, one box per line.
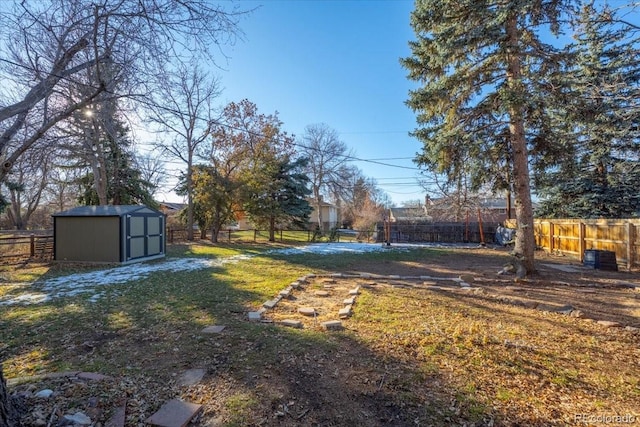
<box><xmin>506</xmin><ymin>14</ymin><xmax>536</xmax><ymax>274</ymax></box>
<box><xmin>186</xmin><ymin>156</ymin><xmax>194</xmax><ymax>241</ymax></box>
<box><xmin>268</xmin><ymin>216</ymin><xmax>276</xmax><ymax>242</ymax></box>
<box><xmin>0</xmin><ymin>367</ymin><xmax>21</xmax><ymax>427</ymax></box>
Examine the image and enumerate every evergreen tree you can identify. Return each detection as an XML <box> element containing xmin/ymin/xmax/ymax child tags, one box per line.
<box><xmin>402</xmin><ymin>0</ymin><xmax>574</xmax><ymax>273</ymax></box>
<box><xmin>77</xmin><ymin>122</ymin><xmax>156</xmax><ymax>206</ymax></box>
<box><xmin>243</xmin><ymin>156</ymin><xmax>312</xmax><ymax>242</ymax></box>
<box><xmin>535</xmin><ymin>3</ymin><xmax>640</xmax><ymax>218</ymax></box>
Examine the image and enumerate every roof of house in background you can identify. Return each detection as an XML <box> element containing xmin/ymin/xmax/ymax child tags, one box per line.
<box><xmin>158</xmin><ymin>202</ymin><xmax>187</xmax><ymax>211</ymax></box>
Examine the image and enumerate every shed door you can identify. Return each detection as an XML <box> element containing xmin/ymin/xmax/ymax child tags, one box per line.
<box><xmin>125</xmin><ymin>214</ymin><xmax>165</xmax><ymax>261</ymax></box>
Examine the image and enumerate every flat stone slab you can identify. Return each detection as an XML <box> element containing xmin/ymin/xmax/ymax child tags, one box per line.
<box><xmin>263</xmin><ymin>299</ymin><xmax>279</xmax><ymax>309</ymax></box>
<box><xmin>248</xmin><ymin>311</ymin><xmax>262</xmax><ymax>321</ymax></box>
<box><xmin>322</xmin><ymin>320</ymin><xmax>343</xmax><ymax>330</ymax></box>
<box><xmin>339</xmin><ymin>305</ymin><xmax>352</xmax><ymax>318</ymax></box>
<box><xmin>541</xmin><ymin>263</ymin><xmax>584</xmax><ymax>273</ymax></box>
<box><xmin>298</xmin><ymin>307</ymin><xmax>316</xmax><ymax>316</ymax></box>
<box><xmin>343</xmin><ymin>297</ymin><xmax>355</xmax><ymax>305</ymax></box>
<box><xmin>77</xmin><ymin>372</ymin><xmax>110</xmax><ymax>381</ymax></box>
<box><xmin>105</xmin><ymin>405</ymin><xmax>126</xmax><ymax>427</ymax></box>
<box><xmin>459</xmin><ymin>274</ymin><xmax>475</xmax><ymax>283</ymax></box>
<box><xmin>348</xmin><ymin>287</ymin><xmax>360</xmax><ymax>295</ymax></box>
<box><xmin>280</xmin><ymin>319</ymin><xmax>303</xmax><ymax>329</ymax></box>
<box><xmin>279</xmin><ymin>288</ymin><xmax>292</xmax><ymax>298</ymax></box>
<box><xmin>176</xmin><ymin>369</ymin><xmax>206</xmax><ymax>387</ymax></box>
<box><xmin>597</xmin><ymin>320</ymin><xmax>622</xmax><ymax>328</ymax></box>
<box><xmin>314</xmin><ymin>290</ymin><xmax>330</xmax><ymax>297</ymax></box>
<box><xmin>146</xmin><ymin>399</ymin><xmax>202</xmax><ymax>427</ymax></box>
<box><xmin>201</xmin><ymin>325</ymin><xmax>225</xmax><ymax>334</ymax></box>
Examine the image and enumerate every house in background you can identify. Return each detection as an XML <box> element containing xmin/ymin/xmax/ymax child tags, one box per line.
<box><xmin>388</xmin><ymin>206</ymin><xmax>431</xmax><ymax>223</ymax></box>
<box><xmin>423</xmin><ymin>195</ymin><xmax>517</xmax><ymax>223</ymax></box>
<box><xmin>307</xmin><ymin>198</ymin><xmax>339</xmax><ymax>230</ymax></box>
<box><xmin>158</xmin><ymin>201</ymin><xmax>186</xmax><ymax>216</ymax></box>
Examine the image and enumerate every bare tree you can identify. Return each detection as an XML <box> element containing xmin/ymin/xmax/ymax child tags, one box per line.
<box><xmin>135</xmin><ymin>153</ymin><xmax>166</xmax><ymax>198</ymax></box>
<box><xmin>0</xmin><ymin>0</ymin><xmax>243</xmax><ymax>184</ymax></box>
<box><xmin>299</xmin><ymin>124</ymin><xmax>355</xmax><ymax>232</ymax></box>
<box><xmin>147</xmin><ymin>63</ymin><xmax>221</xmax><ymax>240</ymax></box>
<box><xmin>3</xmin><ymin>147</ymin><xmax>51</xmax><ymax>229</ymax></box>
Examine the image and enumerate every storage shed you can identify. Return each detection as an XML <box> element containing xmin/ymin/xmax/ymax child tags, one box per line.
<box><xmin>53</xmin><ymin>205</ymin><xmax>166</xmax><ymax>264</ymax></box>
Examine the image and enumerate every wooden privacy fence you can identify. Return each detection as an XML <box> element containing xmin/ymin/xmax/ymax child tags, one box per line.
<box><xmin>532</xmin><ymin>219</ymin><xmax>640</xmax><ymax>270</ymax></box>
<box><xmin>0</xmin><ymin>233</ymin><xmax>54</xmax><ymax>263</ymax></box>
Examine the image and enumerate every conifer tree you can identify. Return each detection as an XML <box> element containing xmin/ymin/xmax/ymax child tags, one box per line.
<box><xmin>402</xmin><ymin>0</ymin><xmax>574</xmax><ymax>273</ymax></box>
<box><xmin>535</xmin><ymin>3</ymin><xmax>640</xmax><ymax>218</ymax></box>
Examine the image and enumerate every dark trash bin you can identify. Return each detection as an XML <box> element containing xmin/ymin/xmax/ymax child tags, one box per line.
<box><xmin>583</xmin><ymin>250</ymin><xmax>618</xmax><ymax>271</ymax></box>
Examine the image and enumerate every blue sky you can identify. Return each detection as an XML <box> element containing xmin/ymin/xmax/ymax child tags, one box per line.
<box><xmin>213</xmin><ymin>0</ymin><xmax>425</xmax><ymax>206</ymax></box>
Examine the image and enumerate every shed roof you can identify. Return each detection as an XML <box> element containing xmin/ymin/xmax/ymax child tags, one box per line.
<box><xmin>53</xmin><ymin>205</ymin><xmax>162</xmax><ymax>217</ymax></box>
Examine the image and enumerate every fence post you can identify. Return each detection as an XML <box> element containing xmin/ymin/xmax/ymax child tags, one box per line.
<box><xmin>626</xmin><ymin>221</ymin><xmax>635</xmax><ymax>270</ymax></box>
<box><xmin>30</xmin><ymin>234</ymin><xmax>35</xmax><ymax>257</ymax></box>
<box><xmin>579</xmin><ymin>222</ymin><xmax>586</xmax><ymax>261</ymax></box>
<box><xmin>254</xmin><ymin>229</ymin><xmax>257</xmax><ymax>242</ymax></box>
<box><xmin>548</xmin><ymin>222</ymin><xmax>554</xmax><ymax>253</ymax></box>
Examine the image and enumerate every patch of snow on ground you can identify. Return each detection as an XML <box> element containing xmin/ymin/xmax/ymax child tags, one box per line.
<box><xmin>0</xmin><ymin>254</ymin><xmax>253</xmax><ymax>306</ymax></box>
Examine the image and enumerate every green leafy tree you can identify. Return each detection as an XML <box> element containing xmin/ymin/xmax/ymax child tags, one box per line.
<box><xmin>402</xmin><ymin>0</ymin><xmax>574</xmax><ymax>273</ymax></box>
<box><xmin>177</xmin><ymin>165</ymin><xmax>239</xmax><ymax>242</ymax></box>
<box><xmin>243</xmin><ymin>156</ymin><xmax>312</xmax><ymax>241</ymax></box>
<box><xmin>535</xmin><ymin>3</ymin><xmax>640</xmax><ymax>218</ymax></box>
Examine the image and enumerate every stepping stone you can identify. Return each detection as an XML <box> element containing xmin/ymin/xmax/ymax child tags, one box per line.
<box><xmin>597</xmin><ymin>320</ymin><xmax>622</xmax><ymax>328</ymax></box>
<box><xmin>263</xmin><ymin>299</ymin><xmax>279</xmax><ymax>309</ymax></box>
<box><xmin>290</xmin><ymin>281</ymin><xmax>302</xmax><ymax>289</ymax></box>
<box><xmin>176</xmin><ymin>369</ymin><xmax>206</xmax><ymax>387</ymax></box>
<box><xmin>248</xmin><ymin>311</ymin><xmax>262</xmax><ymax>321</ymax></box>
<box><xmin>298</xmin><ymin>307</ymin><xmax>316</xmax><ymax>316</ymax></box>
<box><xmin>348</xmin><ymin>287</ymin><xmax>360</xmax><ymax>295</ymax></box>
<box><xmin>322</xmin><ymin>279</ymin><xmax>336</xmax><ymax>285</ymax></box>
<box><xmin>280</xmin><ymin>319</ymin><xmax>303</xmax><ymax>329</ymax></box>
<box><xmin>77</xmin><ymin>372</ymin><xmax>110</xmax><ymax>381</ymax></box>
<box><xmin>556</xmin><ymin>305</ymin><xmax>575</xmax><ymax>315</ymax></box>
<box><xmin>315</xmin><ymin>290</ymin><xmax>330</xmax><ymax>297</ymax></box>
<box><xmin>459</xmin><ymin>274</ymin><xmax>475</xmax><ymax>283</ymax></box>
<box><xmin>146</xmin><ymin>399</ymin><xmax>202</xmax><ymax>427</ymax></box>
<box><xmin>339</xmin><ymin>305</ymin><xmax>352</xmax><ymax>319</ymax></box>
<box><xmin>279</xmin><ymin>288</ymin><xmax>292</xmax><ymax>298</ymax></box>
<box><xmin>104</xmin><ymin>404</ymin><xmax>126</xmax><ymax>427</ymax></box>
<box><xmin>201</xmin><ymin>325</ymin><xmax>225</xmax><ymax>334</ymax></box>
<box><xmin>343</xmin><ymin>297</ymin><xmax>355</xmax><ymax>305</ymax></box>
<box><xmin>322</xmin><ymin>320</ymin><xmax>343</xmax><ymax>331</ymax></box>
